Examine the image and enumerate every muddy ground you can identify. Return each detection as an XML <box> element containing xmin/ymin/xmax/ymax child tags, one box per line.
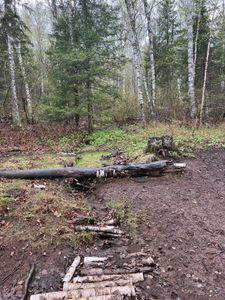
<box><xmin>0</xmin><ymin>148</ymin><xmax>225</xmax><ymax>300</ymax></box>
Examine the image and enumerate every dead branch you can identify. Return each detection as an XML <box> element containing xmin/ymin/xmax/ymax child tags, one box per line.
<box><xmin>21</xmin><ymin>263</ymin><xmax>35</xmax><ymax>300</ymax></box>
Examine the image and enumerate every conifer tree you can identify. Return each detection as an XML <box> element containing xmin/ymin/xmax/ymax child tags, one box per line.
<box><xmin>47</xmin><ymin>0</ymin><xmax>123</xmax><ymax>131</ymax></box>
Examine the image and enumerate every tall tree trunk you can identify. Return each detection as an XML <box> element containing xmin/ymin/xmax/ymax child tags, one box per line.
<box><xmin>7</xmin><ymin>34</ymin><xmax>22</xmax><ymax>128</ymax></box>
<box><xmin>142</xmin><ymin>0</ymin><xmax>156</xmax><ymax>123</ymax></box>
<box><xmin>4</xmin><ymin>0</ymin><xmax>22</xmax><ymax>128</ymax></box>
<box><xmin>142</xmin><ymin>67</ymin><xmax>155</xmax><ymax>125</ymax></box>
<box><xmin>186</xmin><ymin>0</ymin><xmax>196</xmax><ymax>119</ymax></box>
<box><xmin>199</xmin><ymin>37</ymin><xmax>210</xmax><ymax>125</ymax></box>
<box><xmin>177</xmin><ymin>77</ymin><xmax>182</xmax><ymax>103</ymax></box>
<box><xmin>15</xmin><ymin>42</ymin><xmax>33</xmax><ymax>123</ymax></box>
<box><xmin>87</xmin><ymin>79</ymin><xmax>93</xmax><ymax>133</ymax></box>
<box><xmin>125</xmin><ymin>0</ymin><xmax>146</xmax><ymax>127</ymax></box>
<box><xmin>193</xmin><ymin>10</ymin><xmax>200</xmax><ymax>73</ymax></box>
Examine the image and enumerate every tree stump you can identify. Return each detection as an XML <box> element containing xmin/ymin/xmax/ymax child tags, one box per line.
<box><xmin>145</xmin><ymin>136</ymin><xmax>175</xmax><ymax>157</ymax></box>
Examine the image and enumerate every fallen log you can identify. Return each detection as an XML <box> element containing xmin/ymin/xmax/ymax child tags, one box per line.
<box><xmin>63</xmin><ymin>279</ymin><xmax>131</xmax><ymax>291</ymax></box>
<box><xmin>84</xmin><ymin>257</ymin><xmax>108</xmax><ymax>265</ymax></box>
<box><xmin>75</xmin><ymin>225</ymin><xmax>123</xmax><ymax>235</ymax></box>
<box><xmin>55</xmin><ymin>296</ymin><xmax>122</xmax><ymax>300</ymax></box>
<box><xmin>0</xmin><ymin>161</ymin><xmax>186</xmax><ymax>180</ymax></box>
<box><xmin>80</xmin><ymin>267</ymin><xmax>151</xmax><ymax>276</ymax></box>
<box><xmin>30</xmin><ymin>285</ymin><xmax>136</xmax><ymax>300</ymax></box>
<box><xmin>67</xmin><ymin>296</ymin><xmax>122</xmax><ymax>300</ymax></box>
<box><xmin>63</xmin><ymin>256</ymin><xmax>81</xmax><ymax>283</ymax></box>
<box><xmin>73</xmin><ymin>273</ymin><xmax>144</xmax><ymax>284</ymax></box>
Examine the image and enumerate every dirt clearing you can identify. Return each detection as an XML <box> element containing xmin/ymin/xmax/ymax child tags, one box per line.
<box><xmin>0</xmin><ymin>148</ymin><xmax>225</xmax><ymax>300</ymax></box>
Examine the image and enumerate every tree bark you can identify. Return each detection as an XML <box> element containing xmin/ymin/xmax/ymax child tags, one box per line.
<box><xmin>142</xmin><ymin>0</ymin><xmax>156</xmax><ymax>124</ymax></box>
<box><xmin>186</xmin><ymin>0</ymin><xmax>197</xmax><ymax>119</ymax></box>
<box><xmin>142</xmin><ymin>66</ymin><xmax>155</xmax><ymax>125</ymax></box>
<box><xmin>199</xmin><ymin>37</ymin><xmax>211</xmax><ymax>125</ymax></box>
<box><xmin>6</xmin><ymin>33</ymin><xmax>22</xmax><ymax>128</ymax></box>
<box><xmin>15</xmin><ymin>42</ymin><xmax>33</xmax><ymax>123</ymax></box>
<box><xmin>87</xmin><ymin>78</ymin><xmax>93</xmax><ymax>133</ymax></box>
<box><xmin>125</xmin><ymin>0</ymin><xmax>146</xmax><ymax>127</ymax></box>
<box><xmin>0</xmin><ymin>161</ymin><xmax>186</xmax><ymax>180</ymax></box>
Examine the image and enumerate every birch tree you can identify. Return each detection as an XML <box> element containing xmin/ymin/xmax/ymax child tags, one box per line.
<box><xmin>15</xmin><ymin>42</ymin><xmax>33</xmax><ymax>123</ymax></box>
<box><xmin>125</xmin><ymin>0</ymin><xmax>147</xmax><ymax>127</ymax></box>
<box><xmin>199</xmin><ymin>36</ymin><xmax>210</xmax><ymax>125</ymax></box>
<box><xmin>4</xmin><ymin>0</ymin><xmax>22</xmax><ymax>128</ymax></box>
<box><xmin>185</xmin><ymin>0</ymin><xmax>196</xmax><ymax>119</ymax></box>
<box><xmin>142</xmin><ymin>0</ymin><xmax>156</xmax><ymax>123</ymax></box>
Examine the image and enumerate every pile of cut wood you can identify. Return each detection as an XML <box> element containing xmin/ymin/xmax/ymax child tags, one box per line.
<box><xmin>30</xmin><ymin>255</ymin><xmax>147</xmax><ymax>300</ymax></box>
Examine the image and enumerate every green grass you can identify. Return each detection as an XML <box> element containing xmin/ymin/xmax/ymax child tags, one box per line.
<box><xmin>88</xmin><ymin>128</ymin><xmax>126</xmax><ymax>147</ymax></box>
<box><xmin>106</xmin><ymin>199</ymin><xmax>139</xmax><ymax>238</ymax></box>
<box><xmin>0</xmin><ymin>192</ymin><xmax>14</xmax><ymax>210</ymax></box>
<box><xmin>85</xmin><ymin>124</ymin><xmax>225</xmax><ymax>159</ymax></box>
<box><xmin>76</xmin><ymin>151</ymin><xmax>111</xmax><ymax>168</ymax></box>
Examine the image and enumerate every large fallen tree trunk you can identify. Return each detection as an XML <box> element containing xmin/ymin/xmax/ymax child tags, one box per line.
<box><xmin>0</xmin><ymin>161</ymin><xmax>186</xmax><ymax>180</ymax></box>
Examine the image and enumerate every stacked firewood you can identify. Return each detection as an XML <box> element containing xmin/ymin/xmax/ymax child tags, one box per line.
<box><xmin>30</xmin><ymin>255</ymin><xmax>146</xmax><ymax>299</ymax></box>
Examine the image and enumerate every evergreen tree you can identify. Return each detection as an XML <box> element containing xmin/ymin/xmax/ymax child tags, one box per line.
<box><xmin>46</xmin><ymin>0</ymin><xmax>123</xmax><ymax>131</ymax></box>
<box><xmin>193</xmin><ymin>0</ymin><xmax>210</xmax><ymax>91</ymax></box>
<box><xmin>155</xmin><ymin>0</ymin><xmax>180</xmax><ymax>107</ymax></box>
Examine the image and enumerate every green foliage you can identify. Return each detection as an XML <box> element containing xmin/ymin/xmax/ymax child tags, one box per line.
<box><xmin>193</xmin><ymin>0</ymin><xmax>211</xmax><ymax>90</ymax></box>
<box><xmin>44</xmin><ymin>0</ymin><xmax>124</xmax><ymax>129</ymax></box>
<box><xmin>0</xmin><ymin>192</ymin><xmax>13</xmax><ymax>210</ymax></box>
<box><xmin>76</xmin><ymin>151</ymin><xmax>110</xmax><ymax>168</ymax></box>
<box><xmin>89</xmin><ymin>129</ymin><xmax>126</xmax><ymax>146</ymax></box>
<box><xmin>85</xmin><ymin>124</ymin><xmax>225</xmax><ymax>159</ymax></box>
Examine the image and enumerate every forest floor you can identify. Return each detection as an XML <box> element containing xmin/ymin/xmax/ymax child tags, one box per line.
<box><xmin>0</xmin><ymin>122</ymin><xmax>225</xmax><ymax>300</ymax></box>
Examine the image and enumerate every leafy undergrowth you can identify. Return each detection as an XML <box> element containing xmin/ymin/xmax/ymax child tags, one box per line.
<box><xmin>0</xmin><ymin>179</ymin><xmax>94</xmax><ymax>251</ymax></box>
<box><xmin>86</xmin><ymin>123</ymin><xmax>225</xmax><ymax>160</ymax></box>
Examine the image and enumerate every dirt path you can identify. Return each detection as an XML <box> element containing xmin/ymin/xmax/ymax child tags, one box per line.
<box><xmin>1</xmin><ymin>148</ymin><xmax>225</xmax><ymax>299</ymax></box>
<box><xmin>87</xmin><ymin>148</ymin><xmax>225</xmax><ymax>299</ymax></box>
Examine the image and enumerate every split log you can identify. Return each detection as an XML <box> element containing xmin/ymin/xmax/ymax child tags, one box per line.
<box><xmin>59</xmin><ymin>296</ymin><xmax>122</xmax><ymax>300</ymax></box>
<box><xmin>84</xmin><ymin>257</ymin><xmax>108</xmax><ymax>265</ymax></box>
<box><xmin>104</xmin><ymin>219</ymin><xmax>119</xmax><ymax>226</ymax></box>
<box><xmin>126</xmin><ymin>252</ymin><xmax>148</xmax><ymax>258</ymax></box>
<box><xmin>30</xmin><ymin>285</ymin><xmax>135</xmax><ymax>300</ymax></box>
<box><xmin>75</xmin><ymin>226</ymin><xmax>123</xmax><ymax>235</ymax></box>
<box><xmin>80</xmin><ymin>267</ymin><xmax>151</xmax><ymax>276</ymax></box>
<box><xmin>80</xmin><ymin>268</ymin><xmax>104</xmax><ymax>276</ymax></box>
<box><xmin>95</xmin><ymin>232</ymin><xmax>122</xmax><ymax>239</ymax></box>
<box><xmin>0</xmin><ymin>161</ymin><xmax>185</xmax><ymax>180</ymax></box>
<box><xmin>63</xmin><ymin>256</ymin><xmax>81</xmax><ymax>283</ymax></box>
<box><xmin>73</xmin><ymin>273</ymin><xmax>144</xmax><ymax>284</ymax></box>
<box><xmin>63</xmin><ymin>279</ymin><xmax>131</xmax><ymax>291</ymax></box>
